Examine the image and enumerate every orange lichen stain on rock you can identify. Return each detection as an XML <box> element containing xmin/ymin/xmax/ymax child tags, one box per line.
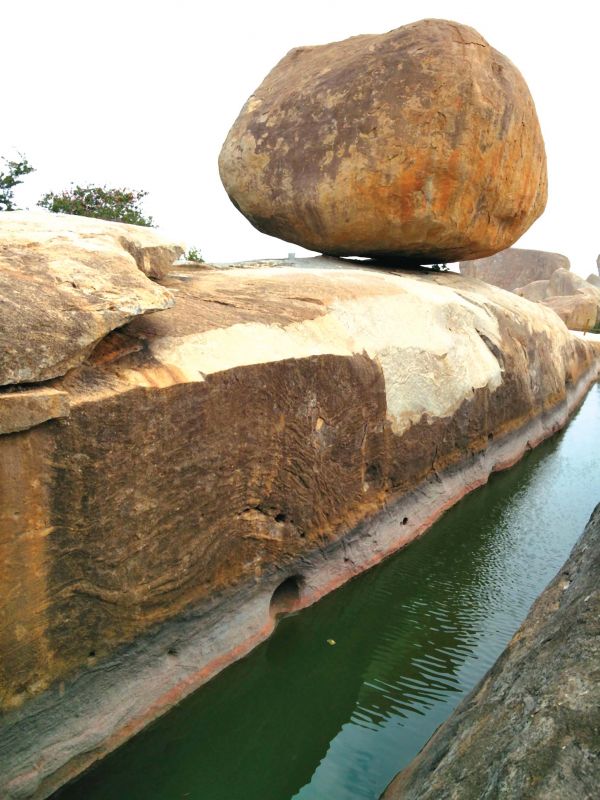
<box><xmin>0</xmin><ymin>427</ymin><xmax>54</xmax><ymax>709</ymax></box>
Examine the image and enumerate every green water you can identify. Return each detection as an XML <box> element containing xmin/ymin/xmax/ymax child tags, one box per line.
<box><xmin>54</xmin><ymin>385</ymin><xmax>600</xmax><ymax>800</ymax></box>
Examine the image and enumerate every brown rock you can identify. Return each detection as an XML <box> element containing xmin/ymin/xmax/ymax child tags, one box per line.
<box><xmin>219</xmin><ymin>19</ymin><xmax>547</xmax><ymax>262</ymax></box>
<box><xmin>0</xmin><ymin>211</ymin><xmax>179</xmax><ymax>386</ymax></box>
<box><xmin>542</xmin><ymin>294</ymin><xmax>599</xmax><ymax>331</ymax></box>
<box><xmin>459</xmin><ymin>247</ymin><xmax>569</xmax><ymax>291</ymax></box>
<box><xmin>1</xmin><ymin>257</ymin><xmax>599</xmax><ymax>799</ymax></box>
<box><xmin>0</xmin><ymin>388</ymin><xmax>70</xmax><ymax>435</ymax></box>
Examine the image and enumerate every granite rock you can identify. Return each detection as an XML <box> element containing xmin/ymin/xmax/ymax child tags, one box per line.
<box><xmin>1</xmin><ymin>256</ymin><xmax>599</xmax><ymax>799</ymax></box>
<box><xmin>541</xmin><ymin>294</ymin><xmax>599</xmax><ymax>331</ymax></box>
<box><xmin>0</xmin><ymin>211</ymin><xmax>178</xmax><ymax>385</ymax></box>
<box><xmin>220</xmin><ymin>19</ymin><xmax>547</xmax><ymax>262</ymax></box>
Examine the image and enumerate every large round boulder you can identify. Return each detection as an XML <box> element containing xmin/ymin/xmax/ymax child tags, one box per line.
<box><xmin>219</xmin><ymin>19</ymin><xmax>547</xmax><ymax>262</ymax></box>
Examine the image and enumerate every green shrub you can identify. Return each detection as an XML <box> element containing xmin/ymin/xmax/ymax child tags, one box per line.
<box><xmin>38</xmin><ymin>184</ymin><xmax>154</xmax><ymax>226</ymax></box>
<box><xmin>185</xmin><ymin>246</ymin><xmax>204</xmax><ymax>263</ymax></box>
<box><xmin>0</xmin><ymin>154</ymin><xmax>34</xmax><ymax>211</ymax></box>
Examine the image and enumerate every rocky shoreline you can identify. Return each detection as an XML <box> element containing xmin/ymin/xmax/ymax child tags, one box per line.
<box><xmin>382</xmin><ymin>503</ymin><xmax>600</xmax><ymax>799</ymax></box>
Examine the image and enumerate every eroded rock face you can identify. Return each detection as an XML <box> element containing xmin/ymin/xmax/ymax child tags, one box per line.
<box><xmin>1</xmin><ymin>256</ymin><xmax>599</xmax><ymax>800</ymax></box>
<box><xmin>0</xmin><ymin>212</ymin><xmax>179</xmax><ymax>385</ymax></box>
<box><xmin>459</xmin><ymin>247</ymin><xmax>569</xmax><ymax>291</ymax></box>
<box><xmin>219</xmin><ymin>19</ymin><xmax>547</xmax><ymax>262</ymax></box>
<box><xmin>382</xmin><ymin>504</ymin><xmax>600</xmax><ymax>800</ymax></box>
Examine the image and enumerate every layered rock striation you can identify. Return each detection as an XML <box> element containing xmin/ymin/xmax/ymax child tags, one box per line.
<box><xmin>219</xmin><ymin>19</ymin><xmax>547</xmax><ymax>262</ymax></box>
<box><xmin>1</xmin><ymin>239</ymin><xmax>599</xmax><ymax>798</ymax></box>
<box><xmin>382</xmin><ymin>503</ymin><xmax>600</xmax><ymax>800</ymax></box>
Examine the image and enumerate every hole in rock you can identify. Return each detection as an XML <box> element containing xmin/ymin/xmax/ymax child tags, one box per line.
<box><xmin>270</xmin><ymin>575</ymin><xmax>303</xmax><ymax>617</ymax></box>
<box><xmin>88</xmin><ymin>650</ymin><xmax>96</xmax><ymax>658</ymax></box>
<box><xmin>274</xmin><ymin>512</ymin><xmax>287</xmax><ymax>523</ymax></box>
<box><xmin>402</xmin><ymin>517</ymin><xmax>409</xmax><ymax>525</ymax></box>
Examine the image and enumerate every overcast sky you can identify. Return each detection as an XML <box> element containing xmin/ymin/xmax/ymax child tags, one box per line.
<box><xmin>2</xmin><ymin>1</ymin><xmax>597</xmax><ymax>275</ymax></box>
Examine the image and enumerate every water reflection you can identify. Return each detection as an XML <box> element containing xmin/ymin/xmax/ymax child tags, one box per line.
<box><xmin>54</xmin><ymin>385</ymin><xmax>600</xmax><ymax>800</ymax></box>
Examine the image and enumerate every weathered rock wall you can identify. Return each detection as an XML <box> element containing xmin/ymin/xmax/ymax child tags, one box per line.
<box><xmin>382</xmin><ymin>503</ymin><xmax>600</xmax><ymax>800</ymax></box>
<box><xmin>1</xmin><ymin>257</ymin><xmax>599</xmax><ymax>800</ymax></box>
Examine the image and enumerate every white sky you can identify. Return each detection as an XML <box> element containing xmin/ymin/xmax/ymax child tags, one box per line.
<box><xmin>1</xmin><ymin>0</ymin><xmax>598</xmax><ymax>275</ymax></box>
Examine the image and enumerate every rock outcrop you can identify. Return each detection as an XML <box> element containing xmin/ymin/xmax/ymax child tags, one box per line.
<box><xmin>219</xmin><ymin>19</ymin><xmax>547</xmax><ymax>262</ymax></box>
<box><xmin>460</xmin><ymin>249</ymin><xmax>600</xmax><ymax>331</ymax></box>
<box><xmin>459</xmin><ymin>247</ymin><xmax>569</xmax><ymax>291</ymax></box>
<box><xmin>1</xmin><ymin>241</ymin><xmax>599</xmax><ymax>799</ymax></box>
<box><xmin>0</xmin><ymin>211</ymin><xmax>180</xmax><ymax>385</ymax></box>
<box><xmin>541</xmin><ymin>294</ymin><xmax>599</xmax><ymax>331</ymax></box>
<box><xmin>517</xmin><ymin>269</ymin><xmax>600</xmax><ymax>331</ymax></box>
<box><xmin>382</xmin><ymin>504</ymin><xmax>600</xmax><ymax>800</ymax></box>
<box><xmin>587</xmin><ymin>273</ymin><xmax>600</xmax><ymax>288</ymax></box>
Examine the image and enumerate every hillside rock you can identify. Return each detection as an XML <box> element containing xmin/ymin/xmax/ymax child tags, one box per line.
<box><xmin>0</xmin><ymin>211</ymin><xmax>179</xmax><ymax>385</ymax></box>
<box><xmin>382</xmin><ymin>504</ymin><xmax>600</xmax><ymax>800</ymax></box>
<box><xmin>1</xmin><ymin>255</ymin><xmax>599</xmax><ymax>800</ymax></box>
<box><xmin>219</xmin><ymin>19</ymin><xmax>547</xmax><ymax>262</ymax></box>
<box><xmin>459</xmin><ymin>247</ymin><xmax>569</xmax><ymax>291</ymax></box>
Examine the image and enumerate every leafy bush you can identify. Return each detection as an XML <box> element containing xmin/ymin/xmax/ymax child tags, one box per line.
<box><xmin>185</xmin><ymin>246</ymin><xmax>204</xmax><ymax>263</ymax></box>
<box><xmin>38</xmin><ymin>184</ymin><xmax>154</xmax><ymax>226</ymax></box>
<box><xmin>0</xmin><ymin>155</ymin><xmax>34</xmax><ymax>211</ymax></box>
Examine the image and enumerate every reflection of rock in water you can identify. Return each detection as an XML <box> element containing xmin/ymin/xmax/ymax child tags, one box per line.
<box><xmin>383</xmin><ymin>504</ymin><xmax>600</xmax><ymax>800</ymax></box>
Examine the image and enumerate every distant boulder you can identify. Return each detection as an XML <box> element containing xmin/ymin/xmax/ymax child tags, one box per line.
<box><xmin>515</xmin><ymin>279</ymin><xmax>550</xmax><ymax>302</ymax></box>
<box><xmin>548</xmin><ymin>268</ymin><xmax>598</xmax><ymax>298</ymax></box>
<box><xmin>587</xmin><ymin>273</ymin><xmax>600</xmax><ymax>288</ymax></box>
<box><xmin>459</xmin><ymin>248</ymin><xmax>569</xmax><ymax>291</ymax></box>
<box><xmin>511</xmin><ymin>265</ymin><xmax>600</xmax><ymax>331</ymax></box>
<box><xmin>220</xmin><ymin>19</ymin><xmax>547</xmax><ymax>263</ymax></box>
<box><xmin>541</xmin><ymin>295</ymin><xmax>599</xmax><ymax>331</ymax></box>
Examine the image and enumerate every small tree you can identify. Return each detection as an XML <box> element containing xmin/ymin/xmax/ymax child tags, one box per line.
<box><xmin>38</xmin><ymin>184</ymin><xmax>154</xmax><ymax>226</ymax></box>
<box><xmin>185</xmin><ymin>246</ymin><xmax>204</xmax><ymax>263</ymax></box>
<box><xmin>0</xmin><ymin>155</ymin><xmax>35</xmax><ymax>211</ymax></box>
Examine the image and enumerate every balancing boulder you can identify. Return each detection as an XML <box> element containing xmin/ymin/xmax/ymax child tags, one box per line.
<box><xmin>219</xmin><ymin>19</ymin><xmax>547</xmax><ymax>262</ymax></box>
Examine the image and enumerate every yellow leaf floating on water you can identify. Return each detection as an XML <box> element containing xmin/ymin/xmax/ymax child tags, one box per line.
<box><xmin>327</xmin><ymin>639</ymin><xmax>336</xmax><ymax>646</ymax></box>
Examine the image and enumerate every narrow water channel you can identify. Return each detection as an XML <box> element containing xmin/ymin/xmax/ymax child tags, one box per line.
<box><xmin>54</xmin><ymin>384</ymin><xmax>600</xmax><ymax>800</ymax></box>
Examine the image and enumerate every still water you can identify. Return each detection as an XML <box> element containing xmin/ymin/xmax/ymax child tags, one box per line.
<box><xmin>54</xmin><ymin>385</ymin><xmax>600</xmax><ymax>800</ymax></box>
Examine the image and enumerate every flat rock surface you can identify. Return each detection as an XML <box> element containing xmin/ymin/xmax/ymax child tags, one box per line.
<box><xmin>459</xmin><ymin>247</ymin><xmax>569</xmax><ymax>291</ymax></box>
<box><xmin>220</xmin><ymin>19</ymin><xmax>546</xmax><ymax>262</ymax></box>
<box><xmin>0</xmin><ymin>211</ymin><xmax>178</xmax><ymax>385</ymax></box>
<box><xmin>382</xmin><ymin>504</ymin><xmax>600</xmax><ymax>800</ymax></box>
